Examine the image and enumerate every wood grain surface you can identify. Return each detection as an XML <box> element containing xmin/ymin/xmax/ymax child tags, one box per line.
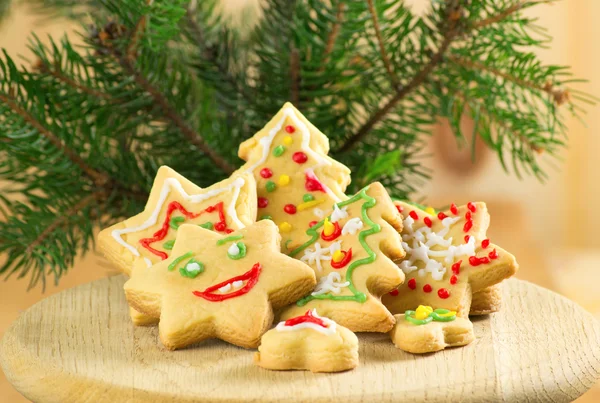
<box><xmin>1</xmin><ymin>276</ymin><xmax>599</xmax><ymax>402</ymax></box>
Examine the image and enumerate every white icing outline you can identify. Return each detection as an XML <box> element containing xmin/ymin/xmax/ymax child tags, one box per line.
<box><xmin>244</xmin><ymin>106</ymin><xmax>340</xmax><ymax>201</ymax></box>
<box><xmin>275</xmin><ymin>309</ymin><xmax>337</xmax><ymax>336</ymax></box>
<box><xmin>112</xmin><ymin>176</ymin><xmax>246</xmax><ymax>267</ymax></box>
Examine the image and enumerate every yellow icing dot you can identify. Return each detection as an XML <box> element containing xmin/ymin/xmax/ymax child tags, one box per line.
<box><xmin>297</xmin><ymin>199</ymin><xmax>324</xmax><ymax>211</ymax></box>
<box><xmin>415</xmin><ymin>305</ymin><xmax>433</xmax><ymax>320</ymax></box>
<box><xmin>279</xmin><ymin>222</ymin><xmax>293</xmax><ymax>233</ymax></box>
<box><xmin>332</xmin><ymin>250</ymin><xmax>345</xmax><ymax>263</ymax></box>
<box><xmin>425</xmin><ymin>207</ymin><xmax>436</xmax><ymax>215</ymax></box>
<box><xmin>283</xmin><ymin>136</ymin><xmax>293</xmax><ymax>146</ymax></box>
<box><xmin>278</xmin><ymin>175</ymin><xmax>290</xmax><ymax>186</ymax></box>
<box><xmin>323</xmin><ymin>218</ymin><xmax>335</xmax><ymax>236</ymax></box>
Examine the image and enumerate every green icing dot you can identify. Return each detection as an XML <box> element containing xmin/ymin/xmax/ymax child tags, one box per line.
<box><xmin>260</xmin><ymin>215</ymin><xmax>272</xmax><ymax>220</ymax></box>
<box><xmin>168</xmin><ymin>251</ymin><xmax>193</xmax><ymax>271</ymax></box>
<box><xmin>265</xmin><ymin>181</ymin><xmax>277</xmax><ymax>193</ymax></box>
<box><xmin>199</xmin><ymin>222</ymin><xmax>214</xmax><ymax>230</ymax></box>
<box><xmin>169</xmin><ymin>216</ymin><xmax>185</xmax><ymax>230</ymax></box>
<box><xmin>163</xmin><ymin>240</ymin><xmax>175</xmax><ymax>250</ymax></box>
<box><xmin>179</xmin><ymin>259</ymin><xmax>204</xmax><ymax>278</ymax></box>
<box><xmin>303</xmin><ymin>194</ymin><xmax>315</xmax><ymax>202</ymax></box>
<box><xmin>227</xmin><ymin>242</ymin><xmax>247</xmax><ymax>260</ymax></box>
<box><xmin>273</xmin><ymin>145</ymin><xmax>286</xmax><ymax>157</ymax></box>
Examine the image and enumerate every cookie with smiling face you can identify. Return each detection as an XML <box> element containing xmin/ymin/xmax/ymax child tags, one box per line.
<box><xmin>279</xmin><ymin>182</ymin><xmax>405</xmax><ymax>333</ymax></box>
<box><xmin>98</xmin><ymin>166</ymin><xmax>257</xmax><ymax>325</ymax></box>
<box><xmin>254</xmin><ymin>309</ymin><xmax>359</xmax><ymax>373</ymax></box>
<box><xmin>123</xmin><ymin>220</ymin><xmax>316</xmax><ymax>350</ymax></box>
<box><xmin>237</xmin><ymin>102</ymin><xmax>351</xmax><ymax>253</ymax></box>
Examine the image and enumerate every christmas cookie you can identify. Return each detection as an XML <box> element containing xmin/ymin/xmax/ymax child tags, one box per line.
<box><xmin>123</xmin><ymin>220</ymin><xmax>316</xmax><ymax>350</ymax></box>
<box><xmin>254</xmin><ymin>309</ymin><xmax>358</xmax><ymax>373</ymax></box>
<box><xmin>237</xmin><ymin>102</ymin><xmax>351</xmax><ymax>252</ymax></box>
<box><xmin>280</xmin><ymin>182</ymin><xmax>405</xmax><ymax>333</ymax></box>
<box><xmin>470</xmin><ymin>284</ymin><xmax>503</xmax><ymax>315</ymax></box>
<box><xmin>390</xmin><ymin>305</ymin><xmax>474</xmax><ymax>353</ymax></box>
<box><xmin>383</xmin><ymin>201</ymin><xmax>518</xmax><ymax>317</ymax></box>
<box><xmin>98</xmin><ymin>166</ymin><xmax>257</xmax><ymax>325</ymax></box>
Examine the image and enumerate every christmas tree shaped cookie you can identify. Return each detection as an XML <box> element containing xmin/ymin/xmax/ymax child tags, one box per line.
<box><xmin>237</xmin><ymin>102</ymin><xmax>351</xmax><ymax>252</ymax></box>
<box><xmin>124</xmin><ymin>220</ymin><xmax>316</xmax><ymax>350</ymax></box>
<box><xmin>383</xmin><ymin>201</ymin><xmax>518</xmax><ymax>318</ymax></box>
<box><xmin>280</xmin><ymin>183</ymin><xmax>405</xmax><ymax>333</ymax></box>
<box><xmin>98</xmin><ymin>166</ymin><xmax>257</xmax><ymax>325</ymax></box>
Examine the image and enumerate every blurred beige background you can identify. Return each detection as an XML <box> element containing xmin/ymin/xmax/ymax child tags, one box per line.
<box><xmin>1</xmin><ymin>0</ymin><xmax>599</xmax><ymax>401</ymax></box>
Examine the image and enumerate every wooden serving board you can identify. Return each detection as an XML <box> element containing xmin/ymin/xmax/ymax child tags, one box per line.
<box><xmin>1</xmin><ymin>276</ymin><xmax>600</xmax><ymax>403</ymax></box>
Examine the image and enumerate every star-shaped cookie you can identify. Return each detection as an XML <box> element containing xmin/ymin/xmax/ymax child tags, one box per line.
<box><xmin>98</xmin><ymin>166</ymin><xmax>257</xmax><ymax>325</ymax></box>
<box><xmin>280</xmin><ymin>182</ymin><xmax>405</xmax><ymax>333</ymax></box>
<box><xmin>237</xmin><ymin>102</ymin><xmax>351</xmax><ymax>252</ymax></box>
<box><xmin>383</xmin><ymin>201</ymin><xmax>518</xmax><ymax>317</ymax></box>
<box><xmin>124</xmin><ymin>220</ymin><xmax>317</xmax><ymax>350</ymax></box>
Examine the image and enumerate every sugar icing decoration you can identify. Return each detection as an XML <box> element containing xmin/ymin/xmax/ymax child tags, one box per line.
<box><xmin>404</xmin><ymin>305</ymin><xmax>457</xmax><ymax>325</ymax></box>
<box><xmin>227</xmin><ymin>242</ymin><xmax>247</xmax><ymax>260</ymax></box>
<box><xmin>342</xmin><ymin>217</ymin><xmax>363</xmax><ymax>236</ymax></box>
<box><xmin>275</xmin><ymin>309</ymin><xmax>337</xmax><ymax>336</ymax></box>
<box><xmin>167</xmin><ymin>251</ymin><xmax>205</xmax><ymax>279</ymax></box>
<box><xmin>311</xmin><ymin>272</ymin><xmax>350</xmax><ymax>296</ymax></box>
<box><xmin>111</xmin><ymin>176</ymin><xmax>246</xmax><ymax>267</ymax></box>
<box><xmin>193</xmin><ymin>263</ymin><xmax>262</xmax><ymax>302</ymax></box>
<box><xmin>291</xmin><ymin>186</ymin><xmax>379</xmax><ymax>305</ymax></box>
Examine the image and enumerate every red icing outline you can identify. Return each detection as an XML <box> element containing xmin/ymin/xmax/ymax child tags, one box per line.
<box><xmin>193</xmin><ymin>263</ymin><xmax>262</xmax><ymax>302</ymax></box>
<box><xmin>331</xmin><ymin>248</ymin><xmax>352</xmax><ymax>269</ymax></box>
<box><xmin>139</xmin><ymin>201</ymin><xmax>231</xmax><ymax>260</ymax></box>
<box><xmin>284</xmin><ymin>310</ymin><xmax>328</xmax><ymax>328</ymax></box>
<box><xmin>321</xmin><ymin>221</ymin><xmax>342</xmax><ymax>241</ymax></box>
<box><xmin>305</xmin><ymin>171</ymin><xmax>326</xmax><ymax>193</ymax></box>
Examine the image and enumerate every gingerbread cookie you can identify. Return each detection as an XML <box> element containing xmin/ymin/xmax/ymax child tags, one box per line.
<box><xmin>237</xmin><ymin>102</ymin><xmax>351</xmax><ymax>252</ymax></box>
<box><xmin>254</xmin><ymin>309</ymin><xmax>358</xmax><ymax>372</ymax></box>
<box><xmin>124</xmin><ymin>220</ymin><xmax>316</xmax><ymax>350</ymax></box>
<box><xmin>280</xmin><ymin>183</ymin><xmax>405</xmax><ymax>333</ymax></box>
<box><xmin>383</xmin><ymin>201</ymin><xmax>518</xmax><ymax>318</ymax></box>
<box><xmin>390</xmin><ymin>305</ymin><xmax>474</xmax><ymax>353</ymax></box>
<box><xmin>98</xmin><ymin>166</ymin><xmax>257</xmax><ymax>325</ymax></box>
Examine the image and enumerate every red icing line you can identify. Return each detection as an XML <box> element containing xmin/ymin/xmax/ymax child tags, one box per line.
<box><xmin>284</xmin><ymin>310</ymin><xmax>328</xmax><ymax>328</ymax></box>
<box><xmin>423</xmin><ymin>284</ymin><xmax>432</xmax><ymax>293</ymax></box>
<box><xmin>305</xmin><ymin>172</ymin><xmax>326</xmax><ymax>193</ymax></box>
<box><xmin>293</xmin><ymin>152</ymin><xmax>308</xmax><ymax>164</ymax></box>
<box><xmin>482</xmin><ymin>239</ymin><xmax>490</xmax><ymax>249</ymax></box>
<box><xmin>438</xmin><ymin>288</ymin><xmax>450</xmax><ymax>299</ymax></box>
<box><xmin>450</xmin><ymin>275</ymin><xmax>458</xmax><ymax>285</ymax></box>
<box><xmin>409</xmin><ymin>211</ymin><xmax>419</xmax><ymax>220</ymax></box>
<box><xmin>438</xmin><ymin>212</ymin><xmax>447</xmax><ymax>220</ymax></box>
<box><xmin>450</xmin><ymin>203</ymin><xmax>458</xmax><ymax>215</ymax></box>
<box><xmin>258</xmin><ymin>197</ymin><xmax>269</xmax><ymax>208</ymax></box>
<box><xmin>193</xmin><ymin>263</ymin><xmax>262</xmax><ymax>302</ymax></box>
<box><xmin>408</xmin><ymin>278</ymin><xmax>416</xmax><ymax>290</ymax></box>
<box><xmin>424</xmin><ymin>217</ymin><xmax>432</xmax><ymax>228</ymax></box>
<box><xmin>396</xmin><ymin>205</ymin><xmax>404</xmax><ymax>213</ymax></box>
<box><xmin>389</xmin><ymin>289</ymin><xmax>399</xmax><ymax>296</ymax></box>
<box><xmin>260</xmin><ymin>168</ymin><xmax>273</xmax><ymax>178</ymax></box>
<box><xmin>452</xmin><ymin>260</ymin><xmax>462</xmax><ymax>274</ymax></box>
<box><xmin>139</xmin><ymin>201</ymin><xmax>230</xmax><ymax>260</ymax></box>
<box><xmin>284</xmin><ymin>204</ymin><xmax>297</xmax><ymax>214</ymax></box>
<box><xmin>321</xmin><ymin>221</ymin><xmax>342</xmax><ymax>242</ymax></box>
<box><xmin>308</xmin><ymin>221</ymin><xmax>318</xmax><ymax>227</ymax></box>
<box><xmin>467</xmin><ymin>202</ymin><xmax>477</xmax><ymax>213</ymax></box>
<box><xmin>285</xmin><ymin>125</ymin><xmax>295</xmax><ymax>134</ymax></box>
<box><xmin>469</xmin><ymin>256</ymin><xmax>490</xmax><ymax>267</ymax></box>
<box><xmin>489</xmin><ymin>249</ymin><xmax>499</xmax><ymax>260</ymax></box>
<box><xmin>331</xmin><ymin>248</ymin><xmax>352</xmax><ymax>269</ymax></box>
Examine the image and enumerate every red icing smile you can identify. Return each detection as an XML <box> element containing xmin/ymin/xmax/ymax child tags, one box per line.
<box><xmin>193</xmin><ymin>263</ymin><xmax>262</xmax><ymax>302</ymax></box>
<box><xmin>284</xmin><ymin>310</ymin><xmax>328</xmax><ymax>328</ymax></box>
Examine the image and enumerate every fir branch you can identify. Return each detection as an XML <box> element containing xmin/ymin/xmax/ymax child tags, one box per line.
<box><xmin>321</xmin><ymin>1</ymin><xmax>345</xmax><ymax>67</ymax></box>
<box><xmin>34</xmin><ymin>61</ymin><xmax>111</xmax><ymax>100</ymax></box>
<box><xmin>470</xmin><ymin>0</ymin><xmax>555</xmax><ymax>30</ymax></box>
<box><xmin>0</xmin><ymin>92</ymin><xmax>109</xmax><ymax>184</ymax></box>
<box><xmin>25</xmin><ymin>191</ymin><xmax>105</xmax><ymax>255</ymax></box>
<box><xmin>366</xmin><ymin>0</ymin><xmax>399</xmax><ymax>88</ymax></box>
<box><xmin>338</xmin><ymin>1</ymin><xmax>463</xmax><ymax>153</ymax></box>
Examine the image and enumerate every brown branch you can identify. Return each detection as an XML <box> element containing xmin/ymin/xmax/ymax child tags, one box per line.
<box><xmin>366</xmin><ymin>0</ymin><xmax>399</xmax><ymax>88</ymax></box>
<box><xmin>448</xmin><ymin>55</ymin><xmax>570</xmax><ymax>105</ymax></box>
<box><xmin>321</xmin><ymin>2</ymin><xmax>345</xmax><ymax>67</ymax></box>
<box><xmin>126</xmin><ymin>0</ymin><xmax>154</xmax><ymax>61</ymax></box>
<box><xmin>36</xmin><ymin>62</ymin><xmax>111</xmax><ymax>100</ymax></box>
<box><xmin>290</xmin><ymin>48</ymin><xmax>300</xmax><ymax>105</ymax></box>
<box><xmin>0</xmin><ymin>93</ymin><xmax>109</xmax><ymax>184</ymax></box>
<box><xmin>25</xmin><ymin>191</ymin><xmax>105</xmax><ymax>254</ymax></box>
<box><xmin>470</xmin><ymin>0</ymin><xmax>553</xmax><ymax>30</ymax></box>
<box><xmin>117</xmin><ymin>56</ymin><xmax>235</xmax><ymax>174</ymax></box>
<box><xmin>337</xmin><ymin>2</ymin><xmax>463</xmax><ymax>153</ymax></box>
